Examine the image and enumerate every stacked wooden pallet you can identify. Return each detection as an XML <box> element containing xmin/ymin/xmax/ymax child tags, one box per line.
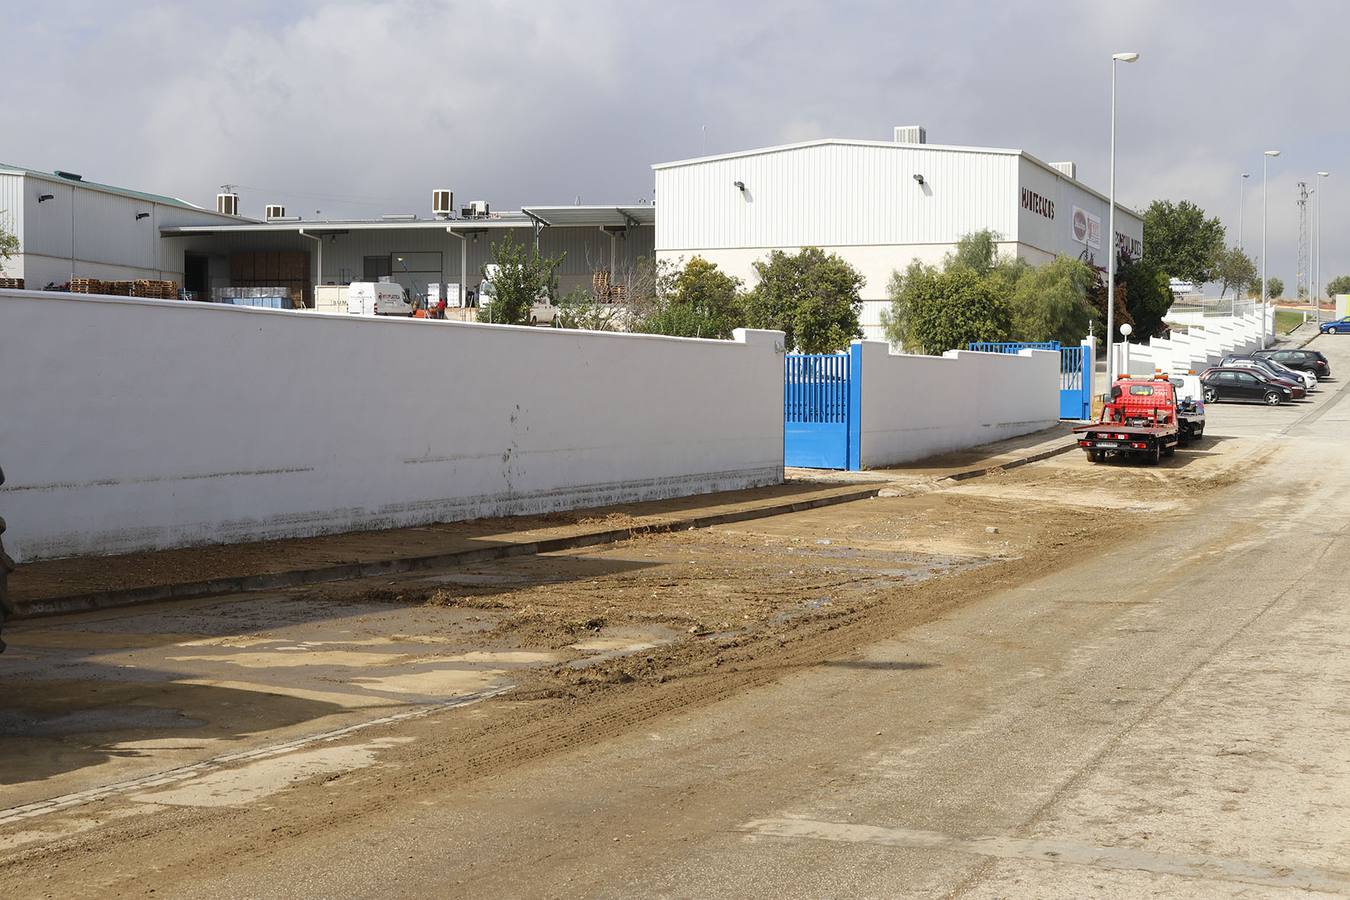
<box><xmin>69</xmin><ymin>278</ymin><xmax>109</xmax><ymax>294</ymax></box>
<box><xmin>131</xmin><ymin>280</ymin><xmax>180</xmax><ymax>300</ymax></box>
<box><xmin>0</xmin><ymin>277</ymin><xmax>26</xmax><ymax>290</ymax></box>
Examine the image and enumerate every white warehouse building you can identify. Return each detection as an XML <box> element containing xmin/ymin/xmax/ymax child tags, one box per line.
<box><xmin>652</xmin><ymin>128</ymin><xmax>1145</xmax><ymax>342</ymax></box>
<box><xmin>0</xmin><ymin>163</ymin><xmax>238</xmax><ymax>288</ymax></box>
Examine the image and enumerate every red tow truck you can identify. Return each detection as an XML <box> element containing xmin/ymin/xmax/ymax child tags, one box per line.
<box><xmin>1074</xmin><ymin>375</ymin><xmax>1182</xmax><ymax>465</ymax></box>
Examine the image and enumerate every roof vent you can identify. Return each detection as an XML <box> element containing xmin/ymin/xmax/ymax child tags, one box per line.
<box><xmin>54</xmin><ymin>170</ymin><xmax>83</xmax><ymax>181</ymax></box>
<box><xmin>1051</xmin><ymin>161</ymin><xmax>1077</xmax><ymax>179</ymax></box>
<box><xmin>893</xmin><ymin>126</ymin><xmax>927</xmax><ymax>144</ymax></box>
<box><xmin>216</xmin><ymin>193</ymin><xmax>240</xmax><ymax>216</ymax></box>
<box><xmin>264</xmin><ymin>204</ymin><xmax>287</xmax><ymax>220</ymax></box>
<box><xmin>465</xmin><ymin>200</ymin><xmax>490</xmax><ymax>219</ymax></box>
<box><xmin>432</xmin><ymin>189</ymin><xmax>454</xmax><ymax>219</ymax></box>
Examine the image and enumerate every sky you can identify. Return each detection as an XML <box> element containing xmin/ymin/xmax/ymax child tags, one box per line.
<box><xmin>4</xmin><ymin>0</ymin><xmax>1349</xmax><ymax>293</ymax></box>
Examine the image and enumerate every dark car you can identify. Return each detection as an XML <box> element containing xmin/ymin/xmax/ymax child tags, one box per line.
<box><xmin>1200</xmin><ymin>367</ymin><xmax>1304</xmax><ymax>405</ymax></box>
<box><xmin>1318</xmin><ymin>316</ymin><xmax>1350</xmax><ymax>335</ymax></box>
<box><xmin>1219</xmin><ymin>355</ymin><xmax>1316</xmax><ymax>391</ymax></box>
<box><xmin>1252</xmin><ymin>348</ymin><xmax>1331</xmax><ymax>379</ymax></box>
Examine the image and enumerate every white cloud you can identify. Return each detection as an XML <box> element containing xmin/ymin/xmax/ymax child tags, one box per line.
<box><xmin>3</xmin><ymin>0</ymin><xmax>1348</xmax><ymax>284</ymax></box>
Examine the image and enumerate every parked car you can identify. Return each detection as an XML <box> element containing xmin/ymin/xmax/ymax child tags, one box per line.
<box><xmin>1251</xmin><ymin>348</ymin><xmax>1332</xmax><ymax>379</ymax></box>
<box><xmin>1200</xmin><ymin>367</ymin><xmax>1304</xmax><ymax>405</ymax></box>
<box><xmin>1219</xmin><ymin>355</ymin><xmax>1317</xmax><ymax>392</ymax></box>
<box><xmin>1169</xmin><ymin>375</ymin><xmax>1206</xmax><ymax>442</ymax></box>
<box><xmin>1319</xmin><ymin>316</ymin><xmax>1350</xmax><ymax>335</ymax></box>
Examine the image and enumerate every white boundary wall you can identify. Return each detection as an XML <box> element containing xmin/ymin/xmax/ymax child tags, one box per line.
<box><xmin>856</xmin><ymin>342</ymin><xmax>1060</xmax><ymax>467</ymax></box>
<box><xmin>0</xmin><ymin>290</ymin><xmax>785</xmax><ymax>562</ymax></box>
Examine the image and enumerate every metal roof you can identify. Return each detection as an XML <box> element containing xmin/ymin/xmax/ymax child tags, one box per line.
<box><xmin>160</xmin><ymin>206</ymin><xmax>656</xmax><ymax>236</ymax></box>
<box><xmin>0</xmin><ymin>162</ymin><xmax>209</xmax><ymax>210</ymax></box>
<box><xmin>519</xmin><ymin>205</ymin><xmax>656</xmax><ymax>228</ymax></box>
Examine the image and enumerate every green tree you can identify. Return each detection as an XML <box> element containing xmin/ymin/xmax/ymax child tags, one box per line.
<box><xmin>1142</xmin><ymin>199</ymin><xmax>1226</xmax><ymax>284</ymax></box>
<box><xmin>0</xmin><ymin>213</ymin><xmax>17</xmax><ymax>266</ymax></box>
<box><xmin>1118</xmin><ymin>253</ymin><xmax>1174</xmax><ymax>340</ymax></box>
<box><xmin>1265</xmin><ymin>276</ymin><xmax>1285</xmax><ymax>299</ymax></box>
<box><xmin>900</xmin><ymin>268</ymin><xmax>1011</xmax><ymax>354</ymax></box>
<box><xmin>640</xmin><ymin>257</ymin><xmax>745</xmax><ymax>338</ymax></box>
<box><xmin>744</xmin><ymin>247</ymin><xmax>863</xmax><ymax>353</ymax></box>
<box><xmin>1009</xmin><ymin>257</ymin><xmax>1096</xmax><ymax>344</ymax></box>
<box><xmin>556</xmin><ymin>287</ymin><xmax>619</xmax><ymax>331</ymax></box>
<box><xmin>1212</xmin><ymin>246</ymin><xmax>1257</xmax><ymax>300</ymax></box>
<box><xmin>880</xmin><ymin>260</ymin><xmax>936</xmax><ymax>349</ymax></box>
<box><xmin>943</xmin><ymin>229</ymin><xmax>1000</xmax><ymax>276</ymax></box>
<box><xmin>478</xmin><ymin>232</ymin><xmax>564</xmax><ymax>325</ymax></box>
<box><xmin>1325</xmin><ymin>275</ymin><xmax>1350</xmax><ymax>297</ymax></box>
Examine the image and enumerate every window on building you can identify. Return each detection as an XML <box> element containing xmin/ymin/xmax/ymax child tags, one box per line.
<box><xmin>363</xmin><ymin>255</ymin><xmax>392</xmax><ymax>281</ymax></box>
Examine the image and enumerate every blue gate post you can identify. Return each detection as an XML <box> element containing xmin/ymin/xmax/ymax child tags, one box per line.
<box><xmin>847</xmin><ymin>341</ymin><xmax>863</xmax><ymax>471</ymax></box>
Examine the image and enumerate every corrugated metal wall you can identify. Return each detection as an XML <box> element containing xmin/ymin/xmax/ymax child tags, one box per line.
<box><xmin>0</xmin><ymin>174</ymin><xmax>23</xmax><ymax>247</ymax></box>
<box><xmin>655</xmin><ymin>143</ymin><xmax>1019</xmax><ymax>251</ymax></box>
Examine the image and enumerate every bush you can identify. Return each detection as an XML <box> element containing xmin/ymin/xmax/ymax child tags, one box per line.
<box><xmin>478</xmin><ymin>232</ymin><xmax>564</xmax><ymax>325</ymax></box>
<box><xmin>1010</xmin><ymin>257</ymin><xmax>1096</xmax><ymax>344</ymax></box>
<box><xmin>744</xmin><ymin>248</ymin><xmax>863</xmax><ymax>353</ymax></box>
<box><xmin>900</xmin><ymin>268</ymin><xmax>1011</xmax><ymax>354</ymax></box>
<box><xmin>640</xmin><ymin>257</ymin><xmax>745</xmax><ymax>339</ymax></box>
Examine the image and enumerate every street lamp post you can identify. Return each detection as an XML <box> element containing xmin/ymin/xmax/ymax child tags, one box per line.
<box><xmin>1106</xmin><ymin>51</ymin><xmax>1140</xmax><ymax>387</ymax></box>
<box><xmin>1261</xmin><ymin>150</ymin><xmax>1280</xmax><ymax>349</ymax></box>
<box><xmin>1239</xmin><ymin>173</ymin><xmax>1249</xmax><ymax>251</ymax></box>
<box><xmin>1317</xmin><ymin>171</ymin><xmax>1330</xmax><ymax>322</ymax></box>
<box><xmin>1237</xmin><ymin>173</ymin><xmax>1250</xmax><ymax>316</ymax></box>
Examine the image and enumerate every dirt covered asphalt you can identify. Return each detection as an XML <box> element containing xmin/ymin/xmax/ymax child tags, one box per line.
<box><xmin>1</xmin><ymin>335</ymin><xmax>1348</xmax><ymax>897</ymax></box>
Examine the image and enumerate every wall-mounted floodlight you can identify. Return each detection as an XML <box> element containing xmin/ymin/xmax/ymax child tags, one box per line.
<box><xmin>733</xmin><ymin>180</ymin><xmax>746</xmax><ymax>192</ymax></box>
<box><xmin>913</xmin><ymin>174</ymin><xmax>925</xmax><ymax>186</ymax></box>
<box><xmin>37</xmin><ymin>193</ymin><xmax>54</xmax><ymax>202</ymax></box>
<box><xmin>135</xmin><ymin>212</ymin><xmax>150</xmax><ymax>220</ymax></box>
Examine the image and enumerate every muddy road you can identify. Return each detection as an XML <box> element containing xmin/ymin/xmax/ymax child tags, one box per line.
<box><xmin>1</xmin><ymin>337</ymin><xmax>1347</xmax><ymax>897</ymax></box>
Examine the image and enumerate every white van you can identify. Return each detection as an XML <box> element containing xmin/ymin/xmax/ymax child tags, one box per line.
<box><xmin>347</xmin><ymin>281</ymin><xmax>415</xmax><ymax>317</ymax></box>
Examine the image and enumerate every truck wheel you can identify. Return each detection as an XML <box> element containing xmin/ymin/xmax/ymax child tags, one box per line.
<box><xmin>1146</xmin><ymin>446</ymin><xmax>1161</xmax><ymax>466</ymax></box>
<box><xmin>1264</xmin><ymin>390</ymin><xmax>1283</xmax><ymax>406</ymax></box>
<box><xmin>1163</xmin><ymin>444</ymin><xmax>1176</xmax><ymax>458</ymax></box>
<box><xmin>1087</xmin><ymin>450</ymin><xmax>1102</xmax><ymax>463</ymax></box>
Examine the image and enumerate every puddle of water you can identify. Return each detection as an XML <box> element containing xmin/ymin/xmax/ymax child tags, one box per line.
<box><xmin>129</xmin><ymin>736</ymin><xmax>414</xmax><ymax>808</ymax></box>
<box><xmin>0</xmin><ymin>707</ymin><xmax>205</xmax><ymax>738</ymax></box>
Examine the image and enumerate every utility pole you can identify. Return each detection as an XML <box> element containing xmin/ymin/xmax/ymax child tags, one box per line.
<box><xmin>1297</xmin><ymin>182</ymin><xmax>1310</xmax><ymax>305</ymax></box>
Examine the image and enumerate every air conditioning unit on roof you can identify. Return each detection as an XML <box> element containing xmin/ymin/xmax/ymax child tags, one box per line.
<box><xmin>433</xmin><ymin>189</ymin><xmax>454</xmax><ymax>218</ymax></box>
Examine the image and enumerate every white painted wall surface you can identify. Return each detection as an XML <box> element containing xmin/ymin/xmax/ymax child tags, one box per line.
<box><xmin>855</xmin><ymin>343</ymin><xmax>1059</xmax><ymax>467</ymax></box>
<box><xmin>657</xmin><ymin>241</ymin><xmax>1026</xmax><ymax>343</ymax></box>
<box><xmin>655</xmin><ymin>141</ymin><xmax>1019</xmax><ymax>252</ymax></box>
<box><xmin>0</xmin><ymin>289</ymin><xmax>785</xmax><ymax>562</ymax></box>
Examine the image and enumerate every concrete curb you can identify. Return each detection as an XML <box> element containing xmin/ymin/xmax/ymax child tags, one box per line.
<box><xmin>937</xmin><ymin>439</ymin><xmax>1078</xmax><ymax>482</ymax></box>
<box><xmin>13</xmin><ymin>439</ymin><xmax>1078</xmax><ymax>621</ymax></box>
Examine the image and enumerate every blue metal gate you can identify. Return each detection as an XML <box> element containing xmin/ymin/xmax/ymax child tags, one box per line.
<box><xmin>966</xmin><ymin>341</ymin><xmax>1094</xmax><ymax>420</ymax></box>
<box><xmin>784</xmin><ymin>350</ymin><xmax>858</xmax><ymax>469</ymax></box>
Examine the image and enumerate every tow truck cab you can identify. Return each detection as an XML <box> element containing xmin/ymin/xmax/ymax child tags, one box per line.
<box><xmin>1074</xmin><ymin>376</ymin><xmax>1182</xmax><ymax>465</ymax></box>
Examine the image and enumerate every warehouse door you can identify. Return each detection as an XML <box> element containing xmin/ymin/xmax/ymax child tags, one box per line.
<box><xmin>784</xmin><ymin>352</ymin><xmax>855</xmax><ymax>469</ymax></box>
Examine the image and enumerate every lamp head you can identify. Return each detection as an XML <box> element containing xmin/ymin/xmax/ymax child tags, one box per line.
<box><xmin>1264</xmin><ymin>150</ymin><xmax>1281</xmax><ymax>157</ymax></box>
<box><xmin>1318</xmin><ymin>171</ymin><xmax>1330</xmax><ymax>178</ymax></box>
<box><xmin>1242</xmin><ymin>173</ymin><xmax>1250</xmax><ymax>179</ymax></box>
<box><xmin>1119</xmin><ymin>322</ymin><xmax>1134</xmax><ymax>336</ymax></box>
<box><xmin>1112</xmin><ymin>52</ymin><xmax>1140</xmax><ymax>62</ymax></box>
